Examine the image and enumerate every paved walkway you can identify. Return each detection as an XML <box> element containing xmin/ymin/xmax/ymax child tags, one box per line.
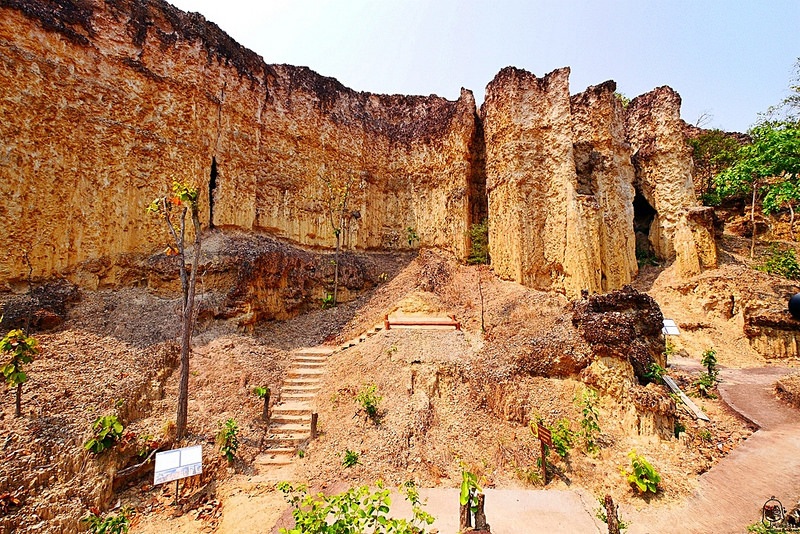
<box><xmin>624</xmin><ymin>363</ymin><xmax>800</xmax><ymax>534</ymax></box>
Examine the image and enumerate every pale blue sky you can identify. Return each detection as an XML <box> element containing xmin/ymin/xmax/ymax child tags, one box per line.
<box><xmin>168</xmin><ymin>0</ymin><xmax>799</xmax><ymax>133</ymax></box>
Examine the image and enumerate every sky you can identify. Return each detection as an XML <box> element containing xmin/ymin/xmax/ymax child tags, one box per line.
<box><xmin>168</xmin><ymin>0</ymin><xmax>799</xmax><ymax>133</ymax></box>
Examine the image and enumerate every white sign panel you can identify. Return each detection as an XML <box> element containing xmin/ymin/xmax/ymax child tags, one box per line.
<box><xmin>154</xmin><ymin>445</ymin><xmax>203</xmax><ymax>485</ymax></box>
<box><xmin>662</xmin><ymin>319</ymin><xmax>681</xmax><ymax>336</ymax></box>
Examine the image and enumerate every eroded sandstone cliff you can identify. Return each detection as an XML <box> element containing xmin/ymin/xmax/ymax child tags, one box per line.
<box><xmin>0</xmin><ymin>0</ymin><xmax>479</xmax><ymax>291</ymax></box>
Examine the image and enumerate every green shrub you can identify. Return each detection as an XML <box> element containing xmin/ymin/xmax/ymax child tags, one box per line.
<box><xmin>694</xmin><ymin>372</ymin><xmax>718</xmax><ymax>399</ymax></box>
<box><xmin>406</xmin><ymin>227</ymin><xmax>419</xmax><ymax>247</ymax></box>
<box><xmin>84</xmin><ymin>415</ymin><xmax>124</xmax><ymax>454</ymax></box>
<box><xmin>674</xmin><ymin>420</ymin><xmax>686</xmax><ymax>438</ymax></box>
<box><xmin>701</xmin><ymin>347</ymin><xmax>718</xmax><ymax>378</ymax></box>
<box><xmin>576</xmin><ymin>388</ymin><xmax>601</xmax><ymax>454</ymax></box>
<box><xmin>278</xmin><ymin>480</ymin><xmax>434</xmax><ymax>534</ymax></box>
<box><xmin>623</xmin><ymin>449</ymin><xmax>660</xmax><ymax>494</ymax></box>
<box><xmin>356</xmin><ymin>384</ymin><xmax>382</xmax><ymax>421</ymax></box>
<box><xmin>467</xmin><ymin>218</ymin><xmax>489</xmax><ymax>265</ymax></box>
<box><xmin>342</xmin><ymin>449</ymin><xmax>360</xmax><ymax>467</ymax></box>
<box><xmin>321</xmin><ymin>293</ymin><xmax>335</xmax><ymax>309</ymax></box>
<box><xmin>216</xmin><ymin>418</ymin><xmax>239</xmax><ymax>462</ymax></box>
<box><xmin>81</xmin><ymin>505</ymin><xmax>135</xmax><ymax>534</ymax></box>
<box><xmin>644</xmin><ymin>362</ymin><xmax>667</xmax><ymax>385</ymax></box>
<box><xmin>636</xmin><ymin>249</ymin><xmax>659</xmax><ymax>267</ymax></box>
<box><xmin>549</xmin><ymin>419</ymin><xmax>575</xmax><ymax>459</ymax></box>
<box><xmin>1</xmin><ymin>328</ymin><xmax>39</xmax><ymax>417</ymax></box>
<box><xmin>756</xmin><ymin>244</ymin><xmax>800</xmax><ymax>279</ymax></box>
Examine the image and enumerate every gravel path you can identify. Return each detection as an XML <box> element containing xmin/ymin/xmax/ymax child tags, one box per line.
<box><xmin>624</xmin><ymin>362</ymin><xmax>800</xmax><ymax>534</ymax></box>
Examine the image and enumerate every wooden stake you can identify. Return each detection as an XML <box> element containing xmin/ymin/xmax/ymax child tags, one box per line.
<box><xmin>604</xmin><ymin>494</ymin><xmax>620</xmax><ymax>534</ymax></box>
<box><xmin>310</xmin><ymin>413</ymin><xmax>318</xmax><ymax>440</ymax></box>
<box><xmin>540</xmin><ymin>439</ymin><xmax>547</xmax><ymax>485</ymax></box>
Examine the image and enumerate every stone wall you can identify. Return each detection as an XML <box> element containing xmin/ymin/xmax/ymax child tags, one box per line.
<box><xmin>0</xmin><ymin>0</ymin><xmax>478</xmax><ymax>290</ymax></box>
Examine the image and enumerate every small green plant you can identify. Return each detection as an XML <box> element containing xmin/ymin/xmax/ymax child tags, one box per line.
<box><xmin>594</xmin><ymin>496</ymin><xmax>629</xmax><ymax>531</ymax></box>
<box><xmin>406</xmin><ymin>227</ymin><xmax>419</xmax><ymax>247</ymax></box>
<box><xmin>673</xmin><ymin>420</ymin><xmax>686</xmax><ymax>438</ymax></box>
<box><xmin>644</xmin><ymin>362</ymin><xmax>667</xmax><ymax>385</ymax></box>
<box><xmin>459</xmin><ymin>468</ymin><xmax>483</xmax><ymax>515</ymax></box>
<box><xmin>356</xmin><ymin>383</ymin><xmax>382</xmax><ymax>421</ymax></box>
<box><xmin>576</xmin><ymin>388</ymin><xmax>601</xmax><ymax>454</ymax></box>
<box><xmin>550</xmin><ymin>419</ymin><xmax>575</xmax><ymax>459</ymax></box>
<box><xmin>694</xmin><ymin>372</ymin><xmax>718</xmax><ymax>399</ymax></box>
<box><xmin>386</xmin><ymin>345</ymin><xmax>398</xmax><ymax>355</ymax></box>
<box><xmin>466</xmin><ymin>218</ymin><xmax>489</xmax><ymax>265</ymax></box>
<box><xmin>623</xmin><ymin>449</ymin><xmax>660</xmax><ymax>494</ymax></box>
<box><xmin>321</xmin><ymin>292</ymin><xmax>335</xmax><ymax>309</ymax></box>
<box><xmin>636</xmin><ymin>249</ymin><xmax>659</xmax><ymax>267</ymax></box>
<box><xmin>84</xmin><ymin>415</ymin><xmax>124</xmax><ymax>454</ymax></box>
<box><xmin>1</xmin><ymin>329</ymin><xmax>39</xmax><ymax>418</ymax></box>
<box><xmin>297</xmin><ymin>449</ymin><xmax>305</xmax><ymax>458</ymax></box>
<box><xmin>698</xmin><ymin>428</ymin><xmax>712</xmax><ymax>442</ymax></box>
<box><xmin>216</xmin><ymin>418</ymin><xmax>239</xmax><ymax>463</ymax></box>
<box><xmin>278</xmin><ymin>480</ymin><xmax>434</xmax><ymax>534</ymax></box>
<box><xmin>342</xmin><ymin>449</ymin><xmax>361</xmax><ymax>467</ymax></box>
<box><xmin>513</xmin><ymin>464</ymin><xmax>542</xmax><ymax>486</ymax></box>
<box><xmin>756</xmin><ymin>244</ymin><xmax>800</xmax><ymax>279</ymax></box>
<box><xmin>614</xmin><ymin>91</ymin><xmax>631</xmax><ymax>108</ymax></box>
<box><xmin>378</xmin><ymin>272</ymin><xmax>389</xmax><ymax>282</ymax></box>
<box><xmin>746</xmin><ymin>521</ymin><xmax>790</xmax><ymax>533</ymax></box>
<box><xmin>701</xmin><ymin>347</ymin><xmax>718</xmax><ymax>378</ymax></box>
<box><xmin>81</xmin><ymin>505</ymin><xmax>135</xmax><ymax>534</ymax></box>
<box><xmin>664</xmin><ymin>338</ymin><xmax>676</xmax><ymax>357</ymax></box>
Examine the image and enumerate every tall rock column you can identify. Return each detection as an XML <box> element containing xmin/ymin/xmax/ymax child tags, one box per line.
<box><xmin>483</xmin><ymin>67</ymin><xmax>580</xmax><ymax>293</ymax></box>
<box><xmin>570</xmin><ymin>81</ymin><xmax>638</xmax><ymax>291</ymax></box>
<box><xmin>625</xmin><ymin>87</ymin><xmax>698</xmax><ymax>261</ymax></box>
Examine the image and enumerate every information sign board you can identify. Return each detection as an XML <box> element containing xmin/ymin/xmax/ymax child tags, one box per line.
<box><xmin>154</xmin><ymin>445</ymin><xmax>202</xmax><ymax>486</ymax></box>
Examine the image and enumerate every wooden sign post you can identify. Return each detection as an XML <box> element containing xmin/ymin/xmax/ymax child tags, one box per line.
<box><xmin>531</xmin><ymin>422</ymin><xmax>552</xmax><ymax>485</ymax></box>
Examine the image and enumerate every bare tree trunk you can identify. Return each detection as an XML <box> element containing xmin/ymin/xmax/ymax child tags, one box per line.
<box><xmin>459</xmin><ymin>498</ymin><xmax>471</xmax><ymax>531</ymax></box>
<box><xmin>750</xmin><ymin>185</ymin><xmax>757</xmax><ymax>259</ymax></box>
<box><xmin>478</xmin><ymin>269</ymin><xmax>485</xmax><ymax>333</ymax></box>
<box><xmin>261</xmin><ymin>389</ymin><xmax>270</xmax><ymax>422</ymax></box>
<box><xmin>604</xmin><ymin>495</ymin><xmax>620</xmax><ymax>534</ymax></box>
<box><xmin>15</xmin><ymin>383</ymin><xmax>22</xmax><ymax>418</ymax></box>
<box><xmin>176</xmin><ymin>212</ymin><xmax>202</xmax><ymax>441</ymax></box>
<box><xmin>474</xmin><ymin>493</ymin><xmax>489</xmax><ymax>531</ymax></box>
<box><xmin>333</xmin><ymin>231</ymin><xmax>341</xmax><ymax>306</ymax></box>
<box><xmin>790</xmin><ymin>203</ymin><xmax>796</xmax><ymax>241</ymax></box>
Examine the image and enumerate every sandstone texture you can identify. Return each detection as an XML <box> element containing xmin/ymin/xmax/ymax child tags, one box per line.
<box><xmin>1</xmin><ymin>0</ymin><xmax>708</xmax><ymax>299</ymax></box>
<box><xmin>0</xmin><ymin>0</ymin><xmax>479</xmax><ymax>291</ymax></box>
<box><xmin>482</xmin><ymin>70</ymin><xmax>639</xmax><ymax>297</ymax></box>
<box><xmin>626</xmin><ymin>87</ymin><xmax>701</xmax><ymax>263</ymax></box>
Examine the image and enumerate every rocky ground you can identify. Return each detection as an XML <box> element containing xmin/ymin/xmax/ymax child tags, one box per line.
<box><xmin>2</xmin><ymin>232</ymin><xmax>796</xmax><ymax>533</ymax></box>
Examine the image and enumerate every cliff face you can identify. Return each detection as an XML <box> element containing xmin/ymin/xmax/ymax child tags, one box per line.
<box><xmin>0</xmin><ymin>0</ymin><xmax>477</xmax><ymax>290</ymax></box>
<box><xmin>482</xmin><ymin>68</ymin><xmax>638</xmax><ymax>297</ymax></box>
<box><xmin>1</xmin><ymin>0</ymin><xmax>708</xmax><ymax>299</ymax></box>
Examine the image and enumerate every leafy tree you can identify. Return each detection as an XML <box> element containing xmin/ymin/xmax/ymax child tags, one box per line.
<box><xmin>716</xmin><ymin>123</ymin><xmax>800</xmax><ymax>257</ymax></box>
<box><xmin>146</xmin><ymin>179</ymin><xmax>202</xmax><ymax>441</ymax></box>
<box><xmin>0</xmin><ymin>329</ymin><xmax>38</xmax><ymax>417</ymax></box>
<box><xmin>763</xmin><ymin>176</ymin><xmax>800</xmax><ymax>239</ymax></box>
<box><xmin>318</xmin><ymin>169</ymin><xmax>365</xmax><ymax>307</ymax></box>
<box><xmin>686</xmin><ymin>129</ymin><xmax>741</xmax><ymax>203</ymax></box>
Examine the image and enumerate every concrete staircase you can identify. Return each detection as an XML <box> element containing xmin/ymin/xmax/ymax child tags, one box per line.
<box><xmin>255</xmin><ymin>346</ymin><xmax>334</xmax><ymax>469</ymax></box>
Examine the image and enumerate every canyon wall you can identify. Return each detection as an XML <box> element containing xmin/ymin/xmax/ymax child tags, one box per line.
<box><xmin>0</xmin><ymin>0</ymin><xmax>478</xmax><ymax>291</ymax></box>
<box><xmin>0</xmin><ymin>0</ymin><xmax>708</xmax><ymax>298</ymax></box>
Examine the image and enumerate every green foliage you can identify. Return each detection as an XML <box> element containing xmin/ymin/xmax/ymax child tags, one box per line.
<box><xmin>84</xmin><ymin>415</ymin><xmax>124</xmax><ymax>455</ymax></box>
<box><xmin>278</xmin><ymin>480</ymin><xmax>434</xmax><ymax>534</ymax></box>
<box><xmin>513</xmin><ymin>464</ymin><xmax>542</xmax><ymax>486</ymax></box>
<box><xmin>1</xmin><ymin>329</ymin><xmax>38</xmax><ymax>389</ymax></box>
<box><xmin>756</xmin><ymin>244</ymin><xmax>800</xmax><ymax>279</ymax></box>
<box><xmin>321</xmin><ymin>292</ymin><xmax>335</xmax><ymax>309</ymax></box>
<box><xmin>636</xmin><ymin>249</ymin><xmax>659</xmax><ymax>268</ymax></box>
<box><xmin>466</xmin><ymin>218</ymin><xmax>489</xmax><ymax>265</ymax></box>
<box><xmin>146</xmin><ymin>180</ymin><xmax>199</xmax><ymax>215</ymax></box>
<box><xmin>549</xmin><ymin>419</ymin><xmax>575</xmax><ymax>459</ymax></box>
<box><xmin>701</xmin><ymin>347</ymin><xmax>718</xmax><ymax>378</ymax></box>
<box><xmin>342</xmin><ymin>449</ymin><xmax>361</xmax><ymax>467</ymax></box>
<box><xmin>698</xmin><ymin>428</ymin><xmax>712</xmax><ymax>442</ymax></box>
<box><xmin>673</xmin><ymin>420</ymin><xmax>686</xmax><ymax>438</ymax></box>
<box><xmin>763</xmin><ymin>179</ymin><xmax>800</xmax><ymax>216</ymax></box>
<box><xmin>746</xmin><ymin>521</ymin><xmax>790</xmax><ymax>533</ymax></box>
<box><xmin>253</xmin><ymin>386</ymin><xmax>269</xmax><ymax>399</ymax></box>
<box><xmin>644</xmin><ymin>362</ymin><xmax>667</xmax><ymax>385</ymax></box>
<box><xmin>694</xmin><ymin>373</ymin><xmax>718</xmax><ymax>399</ymax></box>
<box><xmin>594</xmin><ymin>496</ymin><xmax>629</xmax><ymax>531</ymax></box>
<box><xmin>576</xmin><ymin>388</ymin><xmax>601</xmax><ymax>455</ymax></box>
<box><xmin>81</xmin><ymin>505</ymin><xmax>135</xmax><ymax>534</ymax></box>
<box><xmin>216</xmin><ymin>418</ymin><xmax>239</xmax><ymax>463</ymax></box>
<box><xmin>664</xmin><ymin>338</ymin><xmax>676</xmax><ymax>358</ymax></box>
<box><xmin>406</xmin><ymin>227</ymin><xmax>419</xmax><ymax>247</ymax></box>
<box><xmin>614</xmin><ymin>92</ymin><xmax>631</xmax><ymax>108</ymax></box>
<box><xmin>623</xmin><ymin>449</ymin><xmax>660</xmax><ymax>494</ymax></box>
<box><xmin>686</xmin><ymin>129</ymin><xmax>741</xmax><ymax>200</ymax></box>
<box><xmin>459</xmin><ymin>469</ymin><xmax>483</xmax><ymax>514</ymax></box>
<box><xmin>356</xmin><ymin>383</ymin><xmax>382</xmax><ymax>421</ymax></box>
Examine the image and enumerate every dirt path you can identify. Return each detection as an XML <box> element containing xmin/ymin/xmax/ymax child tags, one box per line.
<box><xmin>624</xmin><ymin>362</ymin><xmax>800</xmax><ymax>534</ymax></box>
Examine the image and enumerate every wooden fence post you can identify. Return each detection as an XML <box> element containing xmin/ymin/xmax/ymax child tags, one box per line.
<box><xmin>604</xmin><ymin>494</ymin><xmax>620</xmax><ymax>534</ymax></box>
<box><xmin>310</xmin><ymin>413</ymin><xmax>318</xmax><ymax>440</ymax></box>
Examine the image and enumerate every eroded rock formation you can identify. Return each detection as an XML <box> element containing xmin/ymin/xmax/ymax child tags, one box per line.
<box><xmin>1</xmin><ymin>0</ymin><xmax>709</xmax><ymax>302</ymax></box>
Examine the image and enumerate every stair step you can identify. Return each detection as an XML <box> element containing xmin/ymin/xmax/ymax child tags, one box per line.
<box><xmin>285</xmin><ymin>377</ymin><xmax>321</xmax><ymax>385</ymax></box>
<box><xmin>294</xmin><ymin>355</ymin><xmax>328</xmax><ymax>361</ymax></box>
<box><xmin>283</xmin><ymin>394</ymin><xmax>316</xmax><ymax>402</ymax></box>
<box><xmin>283</xmin><ymin>385</ymin><xmax>322</xmax><ymax>392</ymax></box>
<box><xmin>270</xmin><ymin>423</ymin><xmax>310</xmax><ymax>434</ymax></box>
<box><xmin>272</xmin><ymin>402</ymin><xmax>313</xmax><ymax>415</ymax></box>
<box><xmin>270</xmin><ymin>414</ymin><xmax>311</xmax><ymax>424</ymax></box>
<box><xmin>264</xmin><ymin>434</ymin><xmax>308</xmax><ymax>446</ymax></box>
<box><xmin>293</xmin><ymin>347</ymin><xmax>336</xmax><ymax>356</ymax></box>
<box><xmin>288</xmin><ymin>368</ymin><xmax>325</xmax><ymax>376</ymax></box>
